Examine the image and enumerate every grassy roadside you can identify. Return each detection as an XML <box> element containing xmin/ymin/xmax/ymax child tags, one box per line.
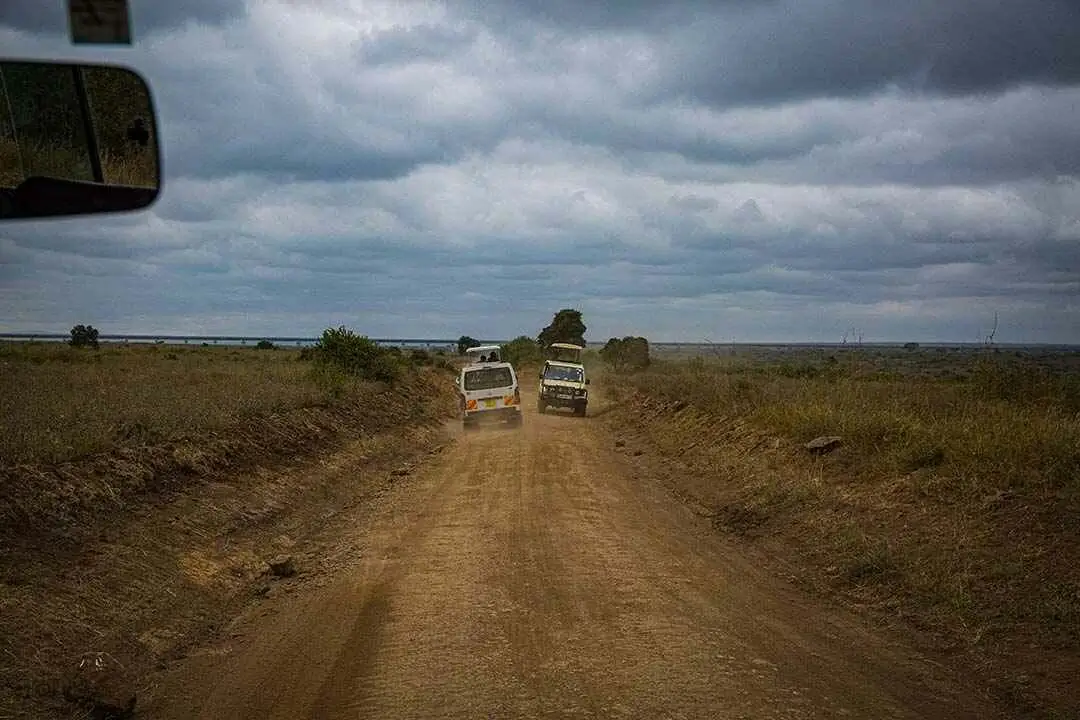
<box><xmin>605</xmin><ymin>347</ymin><xmax>1080</xmax><ymax>718</ymax></box>
<box><xmin>0</xmin><ymin>136</ymin><xmax>157</xmax><ymax>188</ymax></box>
<box><xmin>0</xmin><ymin>341</ymin><xmax>458</xmax><ymax>465</ymax></box>
<box><xmin>1</xmin><ymin>342</ymin><xmax>323</xmax><ymax>465</ymax></box>
<box><xmin>0</xmin><ymin>341</ymin><xmax>460</xmax><ymax>546</ymax></box>
<box><xmin>0</xmin><ymin>340</ymin><xmax>460</xmax><ymax>718</ymax></box>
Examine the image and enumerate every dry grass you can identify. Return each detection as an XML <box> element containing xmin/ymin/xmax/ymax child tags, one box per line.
<box><xmin>0</xmin><ymin>136</ymin><xmax>156</xmax><ymax>188</ymax></box>
<box><xmin>610</xmin><ymin>347</ymin><xmax>1080</xmax><ymax>717</ymax></box>
<box><xmin>0</xmin><ymin>342</ymin><xmax>329</xmax><ymax>465</ymax></box>
<box><xmin>0</xmin><ymin>341</ymin><xmax>459</xmax><ymax>548</ymax></box>
<box><xmin>0</xmin><ymin>341</ymin><xmax>462</xmax><ymax>719</ymax></box>
<box><xmin>635</xmin><ymin>350</ymin><xmax>1080</xmax><ymax>494</ymax></box>
<box><xmin>98</xmin><ymin>147</ymin><xmax>158</xmax><ymax>186</ymax></box>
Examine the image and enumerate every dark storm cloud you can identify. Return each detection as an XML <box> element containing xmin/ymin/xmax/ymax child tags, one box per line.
<box><xmin>465</xmin><ymin>0</ymin><xmax>749</xmax><ymax>32</ymax></box>
<box><xmin>0</xmin><ymin>0</ymin><xmax>246</xmax><ymax>37</ymax></box>
<box><xmin>469</xmin><ymin>0</ymin><xmax>1080</xmax><ymax>102</ymax></box>
<box><xmin>190</xmin><ymin>138</ymin><xmax>453</xmax><ymax>184</ymax></box>
<box><xmin>671</xmin><ymin>0</ymin><xmax>1080</xmax><ymax>103</ymax></box>
<box><xmin>520</xmin><ymin>104</ymin><xmax>841</xmax><ymax>167</ymax></box>
<box><xmin>676</xmin><ymin>228</ymin><xmax>1003</xmax><ymax>276</ymax></box>
<box><xmin>128</xmin><ymin>12</ymin><xmax>502</xmax><ymax>184</ymax></box>
<box><xmin>144</xmin><ymin>59</ymin><xmax>448</xmax><ymax>184</ymax></box>
<box><xmin>0</xmin><ymin>205</ymin><xmax>194</xmax><ymax>259</ymax></box>
<box><xmin>600</xmin><ymin>85</ymin><xmax>1080</xmax><ymax>189</ymax></box>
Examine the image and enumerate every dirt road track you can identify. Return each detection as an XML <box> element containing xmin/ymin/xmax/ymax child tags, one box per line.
<box><xmin>143</xmin><ymin>384</ymin><xmax>1002</xmax><ymax>719</ymax></box>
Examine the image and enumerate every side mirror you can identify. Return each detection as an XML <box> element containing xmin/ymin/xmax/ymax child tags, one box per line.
<box><xmin>1</xmin><ymin>60</ymin><xmax>160</xmax><ymax>220</ymax></box>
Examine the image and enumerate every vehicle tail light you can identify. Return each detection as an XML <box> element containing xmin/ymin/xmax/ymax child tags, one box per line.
<box><xmin>466</xmin><ymin>399</ymin><xmax>477</xmax><ymax>410</ymax></box>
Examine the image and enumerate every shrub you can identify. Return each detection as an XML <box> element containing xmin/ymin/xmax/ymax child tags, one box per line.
<box><xmin>255</xmin><ymin>339</ymin><xmax>276</xmax><ymax>350</ymax></box>
<box><xmin>69</xmin><ymin>324</ymin><xmax>100</xmax><ymax>349</ymax></box>
<box><xmin>501</xmin><ymin>335</ymin><xmax>543</xmax><ymax>367</ymax></box>
<box><xmin>309</xmin><ymin>362</ymin><xmax>351</xmax><ymax>401</ymax></box>
<box><xmin>311</xmin><ymin>326</ymin><xmax>399</xmax><ymax>383</ymax></box>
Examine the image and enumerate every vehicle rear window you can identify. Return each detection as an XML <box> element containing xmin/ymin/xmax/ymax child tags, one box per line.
<box><xmin>544</xmin><ymin>365</ymin><xmax>583</xmax><ymax>382</ymax></box>
<box><xmin>464</xmin><ymin>367</ymin><xmax>514</xmax><ymax>391</ymax></box>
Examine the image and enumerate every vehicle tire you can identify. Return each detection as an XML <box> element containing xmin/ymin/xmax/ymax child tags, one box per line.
<box><xmin>575</xmin><ymin>402</ymin><xmax>587</xmax><ymax>417</ymax></box>
<box><xmin>537</xmin><ymin>400</ymin><xmax>546</xmax><ymax>414</ymax></box>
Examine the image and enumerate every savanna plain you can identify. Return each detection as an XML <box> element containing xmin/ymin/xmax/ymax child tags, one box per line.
<box><xmin>1</xmin><ymin>339</ymin><xmax>1077</xmax><ymax>719</ymax></box>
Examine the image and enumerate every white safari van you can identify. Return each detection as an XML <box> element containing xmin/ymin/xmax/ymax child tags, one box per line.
<box><xmin>458</xmin><ymin>349</ymin><xmax>522</xmax><ymax>429</ymax></box>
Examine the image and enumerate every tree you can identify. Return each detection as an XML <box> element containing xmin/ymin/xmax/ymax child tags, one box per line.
<box><xmin>457</xmin><ymin>335</ymin><xmax>480</xmax><ymax>355</ymax></box>
<box><xmin>621</xmin><ymin>336</ymin><xmax>651</xmax><ymax>370</ymax></box>
<box><xmin>600</xmin><ymin>336</ymin><xmax>650</xmax><ymax>372</ymax></box>
<box><xmin>69</xmin><ymin>324</ymin><xmax>100</xmax><ymax>349</ymax></box>
<box><xmin>538</xmin><ymin>309</ymin><xmax>586</xmax><ymax>348</ymax></box>
<box><xmin>600</xmin><ymin>337</ymin><xmax>622</xmax><ymax>370</ymax></box>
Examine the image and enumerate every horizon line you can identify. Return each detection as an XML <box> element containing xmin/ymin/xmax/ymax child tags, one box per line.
<box><xmin>1</xmin><ymin>333</ymin><xmax>1078</xmax><ymax>349</ymax></box>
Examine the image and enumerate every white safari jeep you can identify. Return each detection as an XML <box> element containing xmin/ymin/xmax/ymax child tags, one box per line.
<box><xmin>537</xmin><ymin>359</ymin><xmax>589</xmax><ymax>416</ymax></box>
<box><xmin>458</xmin><ymin>351</ymin><xmax>522</xmax><ymax>429</ymax></box>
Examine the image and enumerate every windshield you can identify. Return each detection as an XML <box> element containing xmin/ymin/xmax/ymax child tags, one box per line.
<box><xmin>463</xmin><ymin>366</ymin><xmax>514</xmax><ymax>390</ymax></box>
<box><xmin>544</xmin><ymin>365</ymin><xmax>583</xmax><ymax>383</ymax></box>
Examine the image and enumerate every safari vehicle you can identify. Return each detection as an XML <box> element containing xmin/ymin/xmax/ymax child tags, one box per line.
<box><xmin>538</xmin><ymin>359</ymin><xmax>590</xmax><ymax>416</ymax></box>
<box><xmin>0</xmin><ymin>59</ymin><xmax>160</xmax><ymax>220</ymax></box>
<box><xmin>458</xmin><ymin>359</ymin><xmax>522</xmax><ymax>429</ymax></box>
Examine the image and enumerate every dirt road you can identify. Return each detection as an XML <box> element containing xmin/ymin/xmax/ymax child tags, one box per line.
<box><xmin>143</xmin><ymin>383</ymin><xmax>1001</xmax><ymax>719</ymax></box>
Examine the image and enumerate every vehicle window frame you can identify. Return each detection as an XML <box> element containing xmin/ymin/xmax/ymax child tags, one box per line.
<box><xmin>463</xmin><ymin>366</ymin><xmax>515</xmax><ymax>391</ymax></box>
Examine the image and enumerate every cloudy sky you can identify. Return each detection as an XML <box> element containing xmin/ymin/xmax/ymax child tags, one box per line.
<box><xmin>1</xmin><ymin>0</ymin><xmax>1078</xmax><ymax>343</ymax></box>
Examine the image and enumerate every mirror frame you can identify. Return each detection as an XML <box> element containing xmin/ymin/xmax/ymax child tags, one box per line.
<box><xmin>0</xmin><ymin>58</ymin><xmax>162</xmax><ymax>221</ymax></box>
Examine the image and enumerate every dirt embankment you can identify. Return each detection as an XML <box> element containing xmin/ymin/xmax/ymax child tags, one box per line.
<box><xmin>599</xmin><ymin>387</ymin><xmax>1080</xmax><ymax>720</ymax></box>
<box><xmin>1</xmin><ymin>370</ymin><xmax>457</xmax><ymax>552</ymax></box>
<box><xmin>0</xmin><ymin>369</ymin><xmax>459</xmax><ymax>720</ymax></box>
